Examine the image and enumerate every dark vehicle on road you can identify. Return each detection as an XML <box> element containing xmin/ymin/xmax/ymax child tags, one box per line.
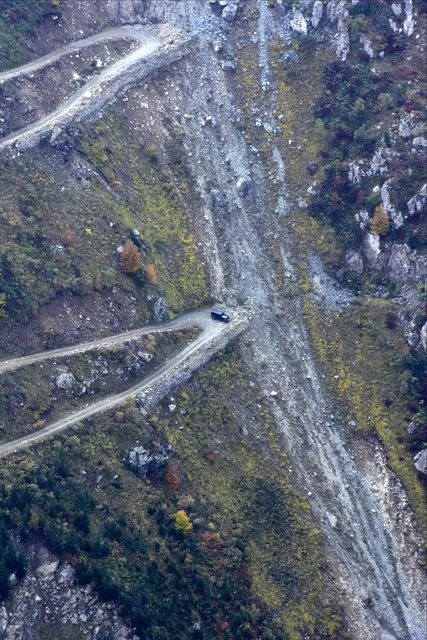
<box><xmin>211</xmin><ymin>309</ymin><xmax>230</xmax><ymax>323</ymax></box>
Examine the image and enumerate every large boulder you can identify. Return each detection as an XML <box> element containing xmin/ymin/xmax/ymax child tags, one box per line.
<box><xmin>290</xmin><ymin>10</ymin><xmax>308</xmax><ymax>34</ymax></box>
<box><xmin>414</xmin><ymin>450</ymin><xmax>427</xmax><ymax>476</ymax></box>
<box><xmin>55</xmin><ymin>371</ymin><xmax>75</xmax><ymax>390</ymax></box>
<box><xmin>126</xmin><ymin>445</ymin><xmax>172</xmax><ymax>475</ymax></box>
<box><xmin>222</xmin><ymin>3</ymin><xmax>238</xmax><ymax>21</ymax></box>
<box><xmin>154</xmin><ymin>297</ymin><xmax>168</xmax><ymax>322</ymax></box>
<box><xmin>311</xmin><ymin>1</ymin><xmax>323</xmax><ymax>28</ymax></box>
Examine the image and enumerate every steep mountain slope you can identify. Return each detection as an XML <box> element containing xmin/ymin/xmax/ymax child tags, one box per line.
<box><xmin>0</xmin><ymin>1</ymin><xmax>425</xmax><ymax>640</ymax></box>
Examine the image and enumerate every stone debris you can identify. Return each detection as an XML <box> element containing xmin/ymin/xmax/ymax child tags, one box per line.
<box><xmin>1</xmin><ymin>544</ymin><xmax>136</xmax><ymax>640</ymax></box>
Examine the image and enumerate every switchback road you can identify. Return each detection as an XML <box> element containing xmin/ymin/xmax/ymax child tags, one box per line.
<box><xmin>0</xmin><ymin>309</ymin><xmax>248</xmax><ymax>458</ymax></box>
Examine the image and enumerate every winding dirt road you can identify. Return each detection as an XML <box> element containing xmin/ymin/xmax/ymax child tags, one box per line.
<box><xmin>0</xmin><ymin>309</ymin><xmax>248</xmax><ymax>458</ymax></box>
<box><xmin>0</xmin><ymin>308</ymin><xmax>214</xmax><ymax>374</ymax></box>
<box><xmin>0</xmin><ymin>25</ymin><xmax>178</xmax><ymax>151</ymax></box>
<box><xmin>0</xmin><ymin>26</ymin><xmax>148</xmax><ymax>83</ymax></box>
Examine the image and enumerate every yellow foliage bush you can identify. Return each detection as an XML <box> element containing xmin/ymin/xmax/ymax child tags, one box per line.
<box><xmin>175</xmin><ymin>510</ymin><xmax>192</xmax><ymax>534</ymax></box>
<box><xmin>370</xmin><ymin>206</ymin><xmax>389</xmax><ymax>235</ymax></box>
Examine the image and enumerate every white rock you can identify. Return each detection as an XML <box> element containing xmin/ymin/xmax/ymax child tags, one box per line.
<box><xmin>55</xmin><ymin>372</ymin><xmax>75</xmax><ymax>390</ymax></box>
<box><xmin>311</xmin><ymin>1</ymin><xmax>323</xmax><ymax>28</ymax></box>
<box><xmin>398</xmin><ymin>119</ymin><xmax>412</xmax><ymax>137</ymax></box>
<box><xmin>381</xmin><ymin>182</ymin><xmax>402</xmax><ymax>229</ymax></box>
<box><xmin>407</xmin><ymin>183</ymin><xmax>427</xmax><ymax>216</ymax></box>
<box><xmin>414</xmin><ymin>449</ymin><xmax>427</xmax><ymax>475</ymax></box>
<box><xmin>36</xmin><ymin>561</ymin><xmax>59</xmax><ymax>579</ymax></box>
<box><xmin>290</xmin><ymin>9</ymin><xmax>308</xmax><ymax>34</ymax></box>
<box><xmin>327</xmin><ymin>0</ymin><xmax>348</xmax><ymax>22</ymax></box>
<box><xmin>387</xmin><ymin>244</ymin><xmax>411</xmax><ymax>280</ymax></box>
<box><xmin>345</xmin><ymin>250</ymin><xmax>364</xmax><ymax>275</ymax></box>
<box><xmin>360</xmin><ymin>34</ymin><xmax>374</xmax><ymax>58</ymax></box>
<box><xmin>335</xmin><ymin>28</ymin><xmax>350</xmax><ymax>61</ymax></box>
<box><xmin>391</xmin><ymin>2</ymin><xmax>402</xmax><ymax>17</ymax></box>
<box><xmin>355</xmin><ymin>209</ymin><xmax>370</xmax><ymax>230</ymax></box>
<box><xmin>363</xmin><ymin>232</ymin><xmax>381</xmax><ymax>267</ymax></box>
<box><xmin>389</xmin><ymin>18</ymin><xmax>399</xmax><ymax>32</ymax></box>
<box><xmin>0</xmin><ymin>605</ymin><xmax>7</xmax><ymax>633</ymax></box>
<box><xmin>420</xmin><ymin>321</ymin><xmax>427</xmax><ymax>352</ymax></box>
<box><xmin>348</xmin><ymin>162</ymin><xmax>363</xmax><ymax>183</ymax></box>
<box><xmin>412</xmin><ymin>136</ymin><xmax>427</xmax><ymax>147</ymax></box>
<box><xmin>403</xmin><ymin>0</ymin><xmax>414</xmax><ymax>36</ymax></box>
<box><xmin>222</xmin><ymin>3</ymin><xmax>238</xmax><ymax>21</ymax></box>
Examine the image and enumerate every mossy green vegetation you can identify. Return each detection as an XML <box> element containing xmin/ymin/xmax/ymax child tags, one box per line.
<box><xmin>0</xmin><ymin>0</ymin><xmax>60</xmax><ymax>70</ymax></box>
<box><xmin>0</xmin><ymin>347</ymin><xmax>346</xmax><ymax>639</ymax></box>
<box><xmin>0</xmin><ymin>111</ymin><xmax>207</xmax><ymax>321</ymax></box>
<box><xmin>303</xmin><ymin>296</ymin><xmax>426</xmax><ymax>531</ymax></box>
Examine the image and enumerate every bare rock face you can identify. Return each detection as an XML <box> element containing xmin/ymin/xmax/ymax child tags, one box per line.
<box><xmin>381</xmin><ymin>182</ymin><xmax>403</xmax><ymax>229</ymax></box>
<box><xmin>345</xmin><ymin>249</ymin><xmax>364</xmax><ymax>275</ymax></box>
<box><xmin>222</xmin><ymin>3</ymin><xmax>238</xmax><ymax>22</ymax></box>
<box><xmin>311</xmin><ymin>0</ymin><xmax>324</xmax><ymax>28</ymax></box>
<box><xmin>2</xmin><ymin>543</ymin><xmax>135</xmax><ymax>639</ymax></box>
<box><xmin>36</xmin><ymin>561</ymin><xmax>59</xmax><ymax>579</ymax></box>
<box><xmin>414</xmin><ymin>449</ymin><xmax>427</xmax><ymax>476</ymax></box>
<box><xmin>290</xmin><ymin>9</ymin><xmax>308</xmax><ymax>34</ymax></box>
<box><xmin>153</xmin><ymin>297</ymin><xmax>168</xmax><ymax>322</ymax></box>
<box><xmin>386</xmin><ymin>244</ymin><xmax>427</xmax><ymax>282</ymax></box>
<box><xmin>125</xmin><ymin>444</ymin><xmax>172</xmax><ymax>475</ymax></box>
<box><xmin>407</xmin><ymin>183</ymin><xmax>427</xmax><ymax>217</ymax></box>
<box><xmin>363</xmin><ymin>232</ymin><xmax>382</xmax><ymax>268</ymax></box>
<box><xmin>421</xmin><ymin>321</ymin><xmax>427</xmax><ymax>352</ymax></box>
<box><xmin>104</xmin><ymin>0</ymin><xmax>145</xmax><ymax>23</ymax></box>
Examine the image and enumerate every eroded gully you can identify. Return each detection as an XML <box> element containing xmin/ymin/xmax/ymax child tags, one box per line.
<box><xmin>148</xmin><ymin>2</ymin><xmax>426</xmax><ymax>638</ymax></box>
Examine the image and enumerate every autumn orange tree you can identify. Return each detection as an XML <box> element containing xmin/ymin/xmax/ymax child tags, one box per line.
<box><xmin>164</xmin><ymin>463</ymin><xmax>182</xmax><ymax>489</ymax></box>
<box><xmin>119</xmin><ymin>239</ymin><xmax>142</xmax><ymax>273</ymax></box>
<box><xmin>144</xmin><ymin>263</ymin><xmax>158</xmax><ymax>286</ymax></box>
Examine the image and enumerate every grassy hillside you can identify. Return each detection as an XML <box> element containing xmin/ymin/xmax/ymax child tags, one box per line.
<box><xmin>0</xmin><ymin>346</ymin><xmax>347</xmax><ymax>640</ymax></box>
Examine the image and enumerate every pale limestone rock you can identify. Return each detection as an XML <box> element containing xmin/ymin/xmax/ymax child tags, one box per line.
<box><xmin>311</xmin><ymin>0</ymin><xmax>323</xmax><ymax>27</ymax></box>
<box><xmin>363</xmin><ymin>232</ymin><xmax>381</xmax><ymax>267</ymax></box>
<box><xmin>420</xmin><ymin>322</ymin><xmax>427</xmax><ymax>352</ymax></box>
<box><xmin>391</xmin><ymin>2</ymin><xmax>402</xmax><ymax>16</ymax></box>
<box><xmin>407</xmin><ymin>183</ymin><xmax>427</xmax><ymax>216</ymax></box>
<box><xmin>36</xmin><ymin>561</ymin><xmax>59</xmax><ymax>579</ymax></box>
<box><xmin>327</xmin><ymin>0</ymin><xmax>348</xmax><ymax>22</ymax></box>
<box><xmin>335</xmin><ymin>27</ymin><xmax>349</xmax><ymax>61</ymax></box>
<box><xmin>0</xmin><ymin>605</ymin><xmax>7</xmax><ymax>633</ymax></box>
<box><xmin>55</xmin><ymin>371</ymin><xmax>75</xmax><ymax>390</ymax></box>
<box><xmin>345</xmin><ymin>250</ymin><xmax>364</xmax><ymax>275</ymax></box>
<box><xmin>403</xmin><ymin>0</ymin><xmax>415</xmax><ymax>36</ymax></box>
<box><xmin>355</xmin><ymin>209</ymin><xmax>370</xmax><ymax>230</ymax></box>
<box><xmin>348</xmin><ymin>162</ymin><xmax>363</xmax><ymax>183</ymax></box>
<box><xmin>413</xmin><ymin>136</ymin><xmax>427</xmax><ymax>147</ymax></box>
<box><xmin>398</xmin><ymin>118</ymin><xmax>413</xmax><ymax>137</ymax></box>
<box><xmin>381</xmin><ymin>182</ymin><xmax>403</xmax><ymax>229</ymax></box>
<box><xmin>290</xmin><ymin>9</ymin><xmax>308</xmax><ymax>35</ymax></box>
<box><xmin>414</xmin><ymin>449</ymin><xmax>427</xmax><ymax>476</ymax></box>
<box><xmin>386</xmin><ymin>244</ymin><xmax>412</xmax><ymax>280</ymax></box>
<box><xmin>370</xmin><ymin>147</ymin><xmax>389</xmax><ymax>175</ymax></box>
<box><xmin>360</xmin><ymin>34</ymin><xmax>374</xmax><ymax>58</ymax></box>
<box><xmin>222</xmin><ymin>3</ymin><xmax>238</xmax><ymax>21</ymax></box>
